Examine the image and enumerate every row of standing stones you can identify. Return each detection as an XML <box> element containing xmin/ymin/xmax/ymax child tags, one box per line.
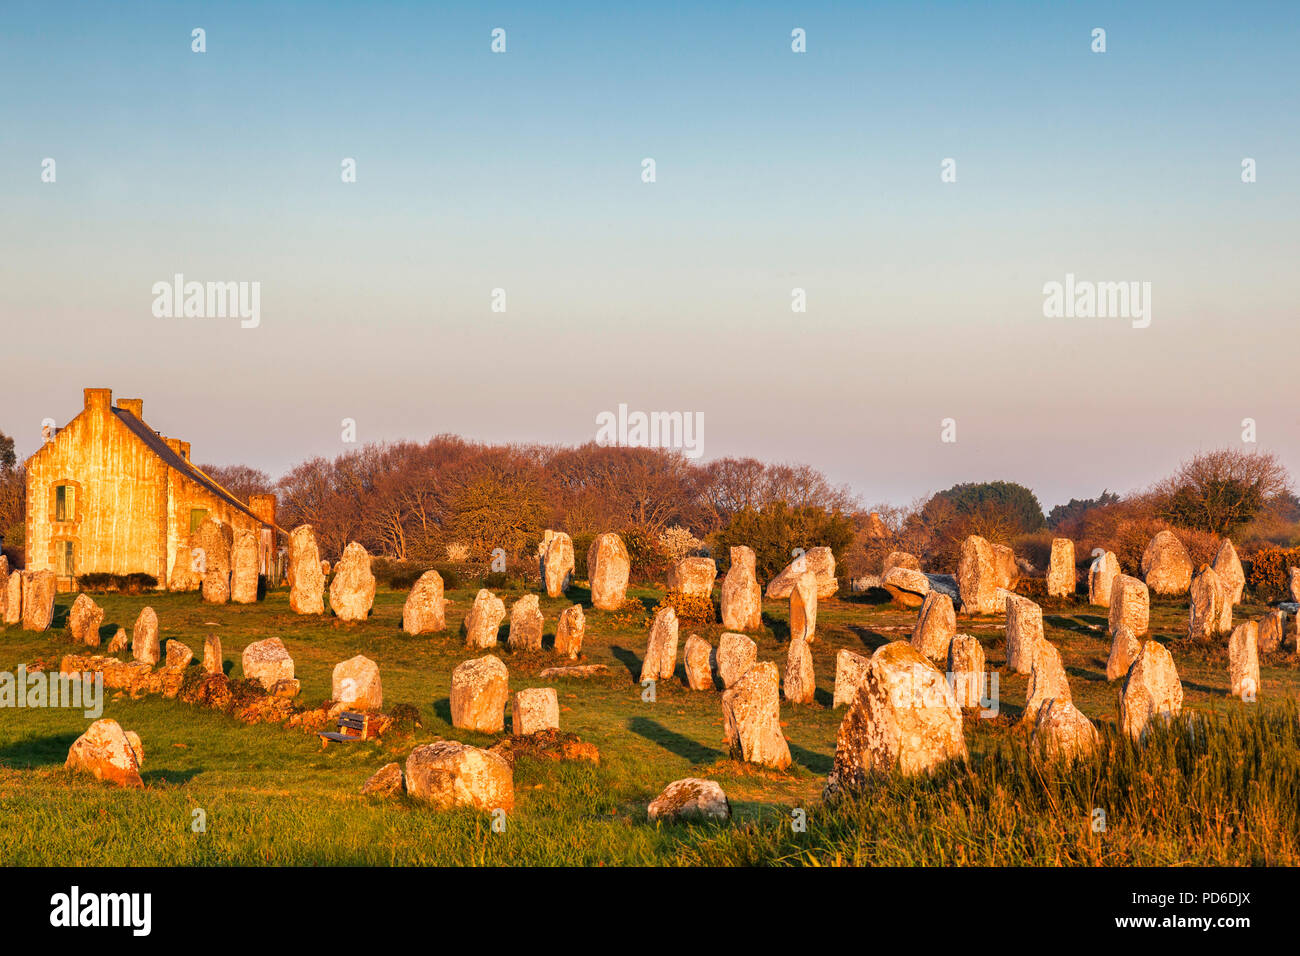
<box><xmin>11</xmin><ymin>525</ymin><xmax>1300</xmax><ymax>823</ymax></box>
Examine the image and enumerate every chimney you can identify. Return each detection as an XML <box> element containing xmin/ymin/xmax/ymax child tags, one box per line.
<box><xmin>83</xmin><ymin>388</ymin><xmax>112</xmax><ymax>412</ymax></box>
<box><xmin>249</xmin><ymin>493</ymin><xmax>277</xmax><ymax>527</ymax></box>
<box><xmin>164</xmin><ymin>437</ymin><xmax>183</xmax><ymax>457</ymax></box>
<box><xmin>116</xmin><ymin>397</ymin><xmax>144</xmax><ymax>419</ymax></box>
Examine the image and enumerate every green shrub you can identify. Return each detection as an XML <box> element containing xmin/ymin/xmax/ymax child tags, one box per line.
<box><xmin>1247</xmin><ymin>545</ymin><xmax>1300</xmax><ymax>600</ymax></box>
<box><xmin>654</xmin><ymin>590</ymin><xmax>715</xmax><ymax>628</ymax></box>
<box><xmin>76</xmin><ymin>572</ymin><xmax>158</xmax><ymax>594</ymax></box>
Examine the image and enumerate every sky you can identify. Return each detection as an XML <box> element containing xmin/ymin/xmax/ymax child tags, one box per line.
<box><xmin>2</xmin><ymin>0</ymin><xmax>1297</xmax><ymax>511</ymax></box>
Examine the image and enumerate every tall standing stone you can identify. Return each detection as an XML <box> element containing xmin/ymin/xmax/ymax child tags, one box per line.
<box><xmin>1108</xmin><ymin>575</ymin><xmax>1150</xmax><ymax>637</ymax></box>
<box><xmin>194</xmin><ymin>517</ymin><xmax>232</xmax><ymax>604</ymax></box>
<box><xmin>242</xmin><ymin>637</ymin><xmax>295</xmax><ymax>691</ymax></box>
<box><xmin>1188</xmin><ymin>564</ymin><xmax>1225</xmax><ymax>642</ymax></box>
<box><xmin>640</xmin><ymin>606</ymin><xmax>679</xmax><ymax>682</ymax></box>
<box><xmin>789</xmin><ymin>569</ymin><xmax>818</xmax><ymax>642</ymax></box>
<box><xmin>911</xmin><ymin>590</ymin><xmax>955</xmax><ymax>662</ymax></box>
<box><xmin>464</xmin><ymin>589</ymin><xmax>506</xmax><ymax>649</ymax></box>
<box><xmin>131</xmin><ymin>607</ymin><xmax>160</xmax><ymax>665</ymax></box>
<box><xmin>667</xmin><ymin>557</ymin><xmax>717</xmax><ymax>598</ymax></box>
<box><xmin>288</xmin><ymin>524</ymin><xmax>325</xmax><ymax>615</ymax></box>
<box><xmin>21</xmin><ymin>571</ymin><xmax>56</xmax><ymax>631</ymax></box>
<box><xmin>554</xmin><ymin>604</ymin><xmax>585</xmax><ymax>659</ymax></box>
<box><xmin>1005</xmin><ymin>594</ymin><xmax>1044</xmax><ymax>675</ymax></box>
<box><xmin>540</xmin><ymin>531</ymin><xmax>575</xmax><ymax>598</ymax></box>
<box><xmin>507</xmin><ymin>594</ymin><xmax>545</xmax><ymax>651</ymax></box>
<box><xmin>765</xmin><ymin>547</ymin><xmax>837</xmax><ymax>599</ymax></box>
<box><xmin>833</xmin><ymin>648</ymin><xmax>871</xmax><ymax>708</ymax></box>
<box><xmin>512</xmin><ymin>688</ymin><xmax>560</xmax><ymax>735</ymax></box>
<box><xmin>332</xmin><ymin>654</ymin><xmax>382</xmax><ymax>711</ymax></box>
<box><xmin>716</xmin><ymin>633</ymin><xmax>757</xmax><ymax>689</ymax></box>
<box><xmin>1119</xmin><ymin>640</ymin><xmax>1183</xmax><ymax>739</ymax></box>
<box><xmin>957</xmin><ymin>535</ymin><xmax>1002</xmax><ymax>615</ymax></box>
<box><xmin>402</xmin><ymin>570</ymin><xmax>446</xmax><ymax>635</ymax></box>
<box><xmin>1106</xmin><ymin>625</ymin><xmax>1142</xmax><ymax>681</ymax></box>
<box><xmin>168</xmin><ymin>535</ymin><xmax>200</xmax><ymax>592</ymax></box>
<box><xmin>720</xmin><ymin>546</ymin><xmax>762</xmax><ymax>631</ymax></box>
<box><xmin>721</xmin><ymin>661</ymin><xmax>791</xmax><ymax>770</ymax></box>
<box><xmin>783</xmin><ymin>636</ymin><xmax>815</xmax><ymax>704</ymax></box>
<box><xmin>1032</xmin><ymin>699</ymin><xmax>1099</xmax><ymax>760</ymax></box>
<box><xmin>1227</xmin><ymin>620</ymin><xmax>1259</xmax><ymax>702</ymax></box>
<box><xmin>683</xmin><ymin>635</ymin><xmax>713</xmax><ymax>690</ymax></box>
<box><xmin>1290</xmin><ymin>567</ymin><xmax>1300</xmax><ymax>602</ymax></box>
<box><xmin>1022</xmin><ymin>638</ymin><xmax>1070</xmax><ymax>724</ymax></box>
<box><xmin>1212</xmin><ymin>538</ymin><xmax>1246</xmax><ymax>605</ymax></box>
<box><xmin>230</xmin><ymin>529</ymin><xmax>260</xmax><ymax>604</ymax></box>
<box><xmin>587</xmin><ymin>532</ymin><xmax>630</xmax><ymax>610</ymax></box>
<box><xmin>1046</xmin><ymin>539</ymin><xmax>1076</xmax><ymax>598</ymax></box>
<box><xmin>825</xmin><ymin>642</ymin><xmax>966</xmax><ymax>796</ymax></box>
<box><xmin>947</xmin><ymin>635</ymin><xmax>987</xmax><ymax>710</ymax></box>
<box><xmin>1257</xmin><ymin>610</ymin><xmax>1285</xmax><ymax>654</ymax></box>
<box><xmin>329</xmin><ymin>542</ymin><xmax>376</xmax><ymax>622</ymax></box>
<box><xmin>68</xmin><ymin>593</ymin><xmax>104</xmax><ymax>646</ymax></box>
<box><xmin>1141</xmin><ymin>530</ymin><xmax>1193</xmax><ymax>595</ymax></box>
<box><xmin>3</xmin><ymin>569</ymin><xmax>21</xmax><ymax>625</ymax></box>
<box><xmin>202</xmin><ymin>633</ymin><xmax>223</xmax><ymax>675</ymax></box>
<box><xmin>1088</xmin><ymin>550</ymin><xmax>1120</xmax><ymax>607</ymax></box>
<box><xmin>450</xmin><ymin>655</ymin><xmax>509</xmax><ymax>733</ymax></box>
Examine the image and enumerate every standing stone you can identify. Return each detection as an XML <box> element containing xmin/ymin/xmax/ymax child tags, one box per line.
<box><xmin>511</xmin><ymin>687</ymin><xmax>559</xmax><ymax>735</ymax></box>
<box><xmin>333</xmin><ymin>654</ymin><xmax>382</xmax><ymax>711</ymax></box>
<box><xmin>667</xmin><ymin>557</ymin><xmax>717</xmax><ymax>598</ymax></box>
<box><xmin>993</xmin><ymin>544</ymin><xmax>1020</xmax><ymax>591</ymax></box>
<box><xmin>450</xmin><ymin>655</ymin><xmax>509</xmax><ymax>733</ymax></box>
<box><xmin>640</xmin><ymin>606</ymin><xmax>680</xmax><ymax>682</ymax></box>
<box><xmin>1188</xmin><ymin>564</ymin><xmax>1225</xmax><ymax>642</ymax></box>
<box><xmin>464</xmin><ymin>589</ymin><xmax>506</xmax><ymax>649</ymax></box>
<box><xmin>3</xmin><ymin>569</ymin><xmax>21</xmax><ymax>625</ymax></box>
<box><xmin>1141</xmin><ymin>530</ymin><xmax>1193</xmax><ymax>595</ymax></box>
<box><xmin>721</xmin><ymin>661</ymin><xmax>791</xmax><ymax>770</ymax></box>
<box><xmin>1022</xmin><ymin>638</ymin><xmax>1070</xmax><ymax>724</ymax></box>
<box><xmin>21</xmin><ymin>571</ymin><xmax>56</xmax><ymax>631</ymax></box>
<box><xmin>0</xmin><ymin>558</ymin><xmax>7</xmax><ymax>622</ymax></box>
<box><xmin>242</xmin><ymin>637</ymin><xmax>295</xmax><ymax>691</ymax></box>
<box><xmin>882</xmin><ymin>551</ymin><xmax>921</xmax><ymax>577</ymax></box>
<box><xmin>1088</xmin><ymin>550</ymin><xmax>1120</xmax><ymax>607</ymax></box>
<box><xmin>716</xmin><ymin>633</ymin><xmax>757</xmax><ymax>689</ymax></box>
<box><xmin>131</xmin><ymin>607</ymin><xmax>160</xmax><ymax>665</ymax></box>
<box><xmin>107</xmin><ymin>628</ymin><xmax>129</xmax><ymax>653</ymax></box>
<box><xmin>541</xmin><ymin>532</ymin><xmax>575</xmax><ymax>598</ymax></box>
<box><xmin>683</xmin><ymin>635</ymin><xmax>713</xmax><ymax>690</ymax></box>
<box><xmin>288</xmin><ymin>525</ymin><xmax>325</xmax><ymax>615</ymax></box>
<box><xmin>329</xmin><ymin>542</ymin><xmax>376</xmax><ymax>622</ymax></box>
<box><xmin>1005</xmin><ymin>594</ymin><xmax>1044</xmax><ymax>675</ymax></box>
<box><xmin>68</xmin><ymin>593</ymin><xmax>104</xmax><ymax>646</ymax></box>
<box><xmin>783</xmin><ymin>636</ymin><xmax>815</xmax><ymax>704</ymax></box>
<box><xmin>833</xmin><ymin>648</ymin><xmax>871</xmax><ymax>708</ymax></box>
<box><xmin>405</xmin><ymin>741</ymin><xmax>514</xmax><ymax>812</ymax></box>
<box><xmin>1227</xmin><ymin>621</ymin><xmax>1260</xmax><ymax>702</ymax></box>
<box><xmin>647</xmin><ymin>778</ymin><xmax>731</xmax><ymax>822</ymax></box>
<box><xmin>1212</xmin><ymin>538</ymin><xmax>1246</xmax><ymax>605</ymax></box>
<box><xmin>947</xmin><ymin>635</ymin><xmax>987</xmax><ymax>709</ymax></box>
<box><xmin>1046</xmin><ymin>539</ymin><xmax>1076</xmax><ymax>598</ymax></box>
<box><xmin>957</xmin><ymin>535</ymin><xmax>1002</xmax><ymax>615</ymax></box>
<box><xmin>1290</xmin><ymin>567</ymin><xmax>1300</xmax><ymax>603</ymax></box>
<box><xmin>765</xmin><ymin>546</ymin><xmax>838</xmax><ymax>599</ymax></box>
<box><xmin>789</xmin><ymin>569</ymin><xmax>818</xmax><ymax>642</ymax></box>
<box><xmin>168</xmin><ymin>534</ymin><xmax>200</xmax><ymax>592</ymax></box>
<box><xmin>882</xmin><ymin>567</ymin><xmax>931</xmax><ymax>608</ymax></box>
<box><xmin>202</xmin><ymin>633</ymin><xmax>222</xmax><ymax>675</ymax></box>
<box><xmin>720</xmin><ymin>546</ymin><xmax>762</xmax><ymax>631</ymax></box>
<box><xmin>194</xmin><ymin>518</ymin><xmax>232</xmax><ymax>604</ymax></box>
<box><xmin>825</xmin><ymin>642</ymin><xmax>966</xmax><ymax>795</ymax></box>
<box><xmin>587</xmin><ymin>532</ymin><xmax>630</xmax><ymax>610</ymax></box>
<box><xmin>506</xmin><ymin>594</ymin><xmax>545</xmax><ymax>651</ymax></box>
<box><xmin>1119</xmin><ymin>641</ymin><xmax>1184</xmax><ymax>739</ymax></box>
<box><xmin>1257</xmin><ymin>610</ymin><xmax>1285</xmax><ymax>654</ymax></box>
<box><xmin>362</xmin><ymin>763</ymin><xmax>404</xmax><ymax>798</ymax></box>
<box><xmin>230</xmin><ymin>529</ymin><xmax>260</xmax><ymax>604</ymax></box>
<box><xmin>1106</xmin><ymin>625</ymin><xmax>1142</xmax><ymax>681</ymax></box>
<box><xmin>554</xmin><ymin>604</ymin><xmax>585</xmax><ymax>659</ymax></box>
<box><xmin>65</xmin><ymin>719</ymin><xmax>143</xmax><ymax>788</ymax></box>
<box><xmin>165</xmin><ymin>641</ymin><xmax>193</xmax><ymax>668</ymax></box>
<box><xmin>1108</xmin><ymin>575</ymin><xmax>1150</xmax><ymax>637</ymax></box>
<box><xmin>1032</xmin><ymin>699</ymin><xmax>1099</xmax><ymax>761</ymax></box>
<box><xmin>402</xmin><ymin>570</ymin><xmax>446</xmax><ymax>635</ymax></box>
<box><xmin>911</xmin><ymin>590</ymin><xmax>956</xmax><ymax>662</ymax></box>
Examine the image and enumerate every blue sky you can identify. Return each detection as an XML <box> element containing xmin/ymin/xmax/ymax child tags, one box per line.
<box><xmin>2</xmin><ymin>0</ymin><xmax>1297</xmax><ymax>509</ymax></box>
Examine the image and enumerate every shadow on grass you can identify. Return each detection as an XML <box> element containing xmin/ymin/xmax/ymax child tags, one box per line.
<box><xmin>628</xmin><ymin>716</ymin><xmax>722</xmax><ymax>764</ymax></box>
<box><xmin>845</xmin><ymin>625</ymin><xmax>890</xmax><ymax>654</ymax></box>
<box><xmin>0</xmin><ymin>732</ymin><xmax>81</xmax><ymax>769</ymax></box>
<box><xmin>789</xmin><ymin>741</ymin><xmax>833</xmax><ymax>775</ymax></box>
<box><xmin>610</xmin><ymin>645</ymin><xmax>642</xmax><ymax>681</ymax></box>
<box><xmin>432</xmin><ymin>697</ymin><xmax>452</xmax><ymax>724</ymax></box>
<box><xmin>762</xmin><ymin>612</ymin><xmax>790</xmax><ymax>642</ymax></box>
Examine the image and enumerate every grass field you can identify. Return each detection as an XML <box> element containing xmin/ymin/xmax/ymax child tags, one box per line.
<box><xmin>1</xmin><ymin>580</ymin><xmax>1297</xmax><ymax>865</ymax></box>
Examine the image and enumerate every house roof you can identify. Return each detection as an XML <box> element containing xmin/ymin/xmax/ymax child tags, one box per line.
<box><xmin>111</xmin><ymin>408</ymin><xmax>279</xmax><ymax>531</ymax></box>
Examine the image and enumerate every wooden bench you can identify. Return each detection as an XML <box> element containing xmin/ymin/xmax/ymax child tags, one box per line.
<box><xmin>318</xmin><ymin>711</ymin><xmax>370</xmax><ymax>747</ymax></box>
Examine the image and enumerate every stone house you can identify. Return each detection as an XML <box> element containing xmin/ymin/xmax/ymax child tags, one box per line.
<box><xmin>24</xmin><ymin>388</ymin><xmax>279</xmax><ymax>591</ymax></box>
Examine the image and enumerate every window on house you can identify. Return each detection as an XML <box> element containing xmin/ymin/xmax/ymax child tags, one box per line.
<box><xmin>58</xmin><ymin>541</ymin><xmax>75</xmax><ymax>576</ymax></box>
<box><xmin>190</xmin><ymin>508</ymin><xmax>208</xmax><ymax>533</ymax></box>
<box><xmin>55</xmin><ymin>485</ymin><xmax>74</xmax><ymax>522</ymax></box>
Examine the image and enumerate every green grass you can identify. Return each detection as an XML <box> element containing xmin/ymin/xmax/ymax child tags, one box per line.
<box><xmin>0</xmin><ymin>584</ymin><xmax>1296</xmax><ymax>865</ymax></box>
